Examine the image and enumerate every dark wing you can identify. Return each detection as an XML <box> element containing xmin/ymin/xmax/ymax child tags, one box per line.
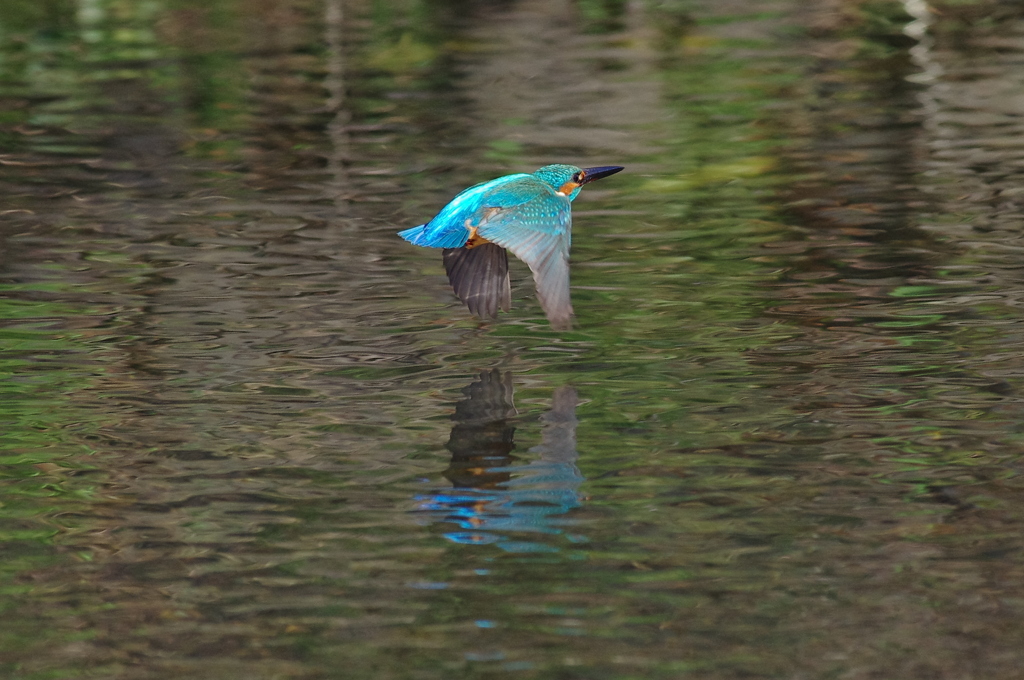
<box><xmin>476</xmin><ymin>180</ymin><xmax>574</xmax><ymax>330</ymax></box>
<box><xmin>442</xmin><ymin>244</ymin><xmax>511</xmax><ymax>319</ymax></box>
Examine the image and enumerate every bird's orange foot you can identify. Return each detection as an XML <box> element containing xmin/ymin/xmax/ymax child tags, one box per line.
<box><xmin>464</xmin><ymin>222</ymin><xmax>490</xmax><ymax>249</ymax></box>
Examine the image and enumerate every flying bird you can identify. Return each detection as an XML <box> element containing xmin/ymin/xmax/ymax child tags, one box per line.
<box><xmin>398</xmin><ymin>164</ymin><xmax>624</xmax><ymax>330</ymax></box>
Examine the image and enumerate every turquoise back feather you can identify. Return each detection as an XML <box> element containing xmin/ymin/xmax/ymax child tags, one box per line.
<box><xmin>397</xmin><ymin>165</ymin><xmax>585</xmax><ymax>250</ymax></box>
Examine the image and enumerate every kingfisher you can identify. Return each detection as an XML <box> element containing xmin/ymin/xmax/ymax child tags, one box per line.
<box><xmin>398</xmin><ymin>164</ymin><xmax>624</xmax><ymax>330</ymax></box>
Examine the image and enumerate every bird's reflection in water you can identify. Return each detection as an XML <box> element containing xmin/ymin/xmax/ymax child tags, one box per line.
<box><xmin>415</xmin><ymin>370</ymin><xmax>584</xmax><ymax>553</ymax></box>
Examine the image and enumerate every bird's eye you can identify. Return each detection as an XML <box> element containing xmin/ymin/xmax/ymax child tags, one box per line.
<box><xmin>573</xmin><ymin>172</ymin><xmax>584</xmax><ymax>183</ymax></box>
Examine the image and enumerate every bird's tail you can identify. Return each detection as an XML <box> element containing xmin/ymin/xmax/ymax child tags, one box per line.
<box><xmin>442</xmin><ymin>244</ymin><xmax>511</xmax><ymax>319</ymax></box>
<box><xmin>398</xmin><ymin>224</ymin><xmax>429</xmax><ymax>246</ymax></box>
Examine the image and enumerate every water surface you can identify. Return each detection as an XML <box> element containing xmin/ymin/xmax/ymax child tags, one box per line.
<box><xmin>2</xmin><ymin>0</ymin><xmax>1024</xmax><ymax>678</ymax></box>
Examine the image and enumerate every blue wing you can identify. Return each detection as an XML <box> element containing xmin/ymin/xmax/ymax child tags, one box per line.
<box><xmin>398</xmin><ymin>174</ymin><xmax>537</xmax><ymax>249</ymax></box>
<box><xmin>474</xmin><ymin>178</ymin><xmax>574</xmax><ymax>330</ymax></box>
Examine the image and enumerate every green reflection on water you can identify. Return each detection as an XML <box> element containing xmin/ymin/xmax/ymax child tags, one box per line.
<box><xmin>0</xmin><ymin>293</ymin><xmax>114</xmax><ymax>677</ymax></box>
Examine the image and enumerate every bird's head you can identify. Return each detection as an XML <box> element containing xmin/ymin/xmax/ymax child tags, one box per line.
<box><xmin>533</xmin><ymin>164</ymin><xmax>624</xmax><ymax>201</ymax></box>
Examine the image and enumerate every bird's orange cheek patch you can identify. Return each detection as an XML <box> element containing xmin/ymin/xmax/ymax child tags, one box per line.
<box><xmin>557</xmin><ymin>181</ymin><xmax>581</xmax><ymax>196</ymax></box>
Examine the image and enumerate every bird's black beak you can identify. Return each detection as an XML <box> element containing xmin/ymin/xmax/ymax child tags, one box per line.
<box><xmin>579</xmin><ymin>165</ymin><xmax>624</xmax><ymax>185</ymax></box>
